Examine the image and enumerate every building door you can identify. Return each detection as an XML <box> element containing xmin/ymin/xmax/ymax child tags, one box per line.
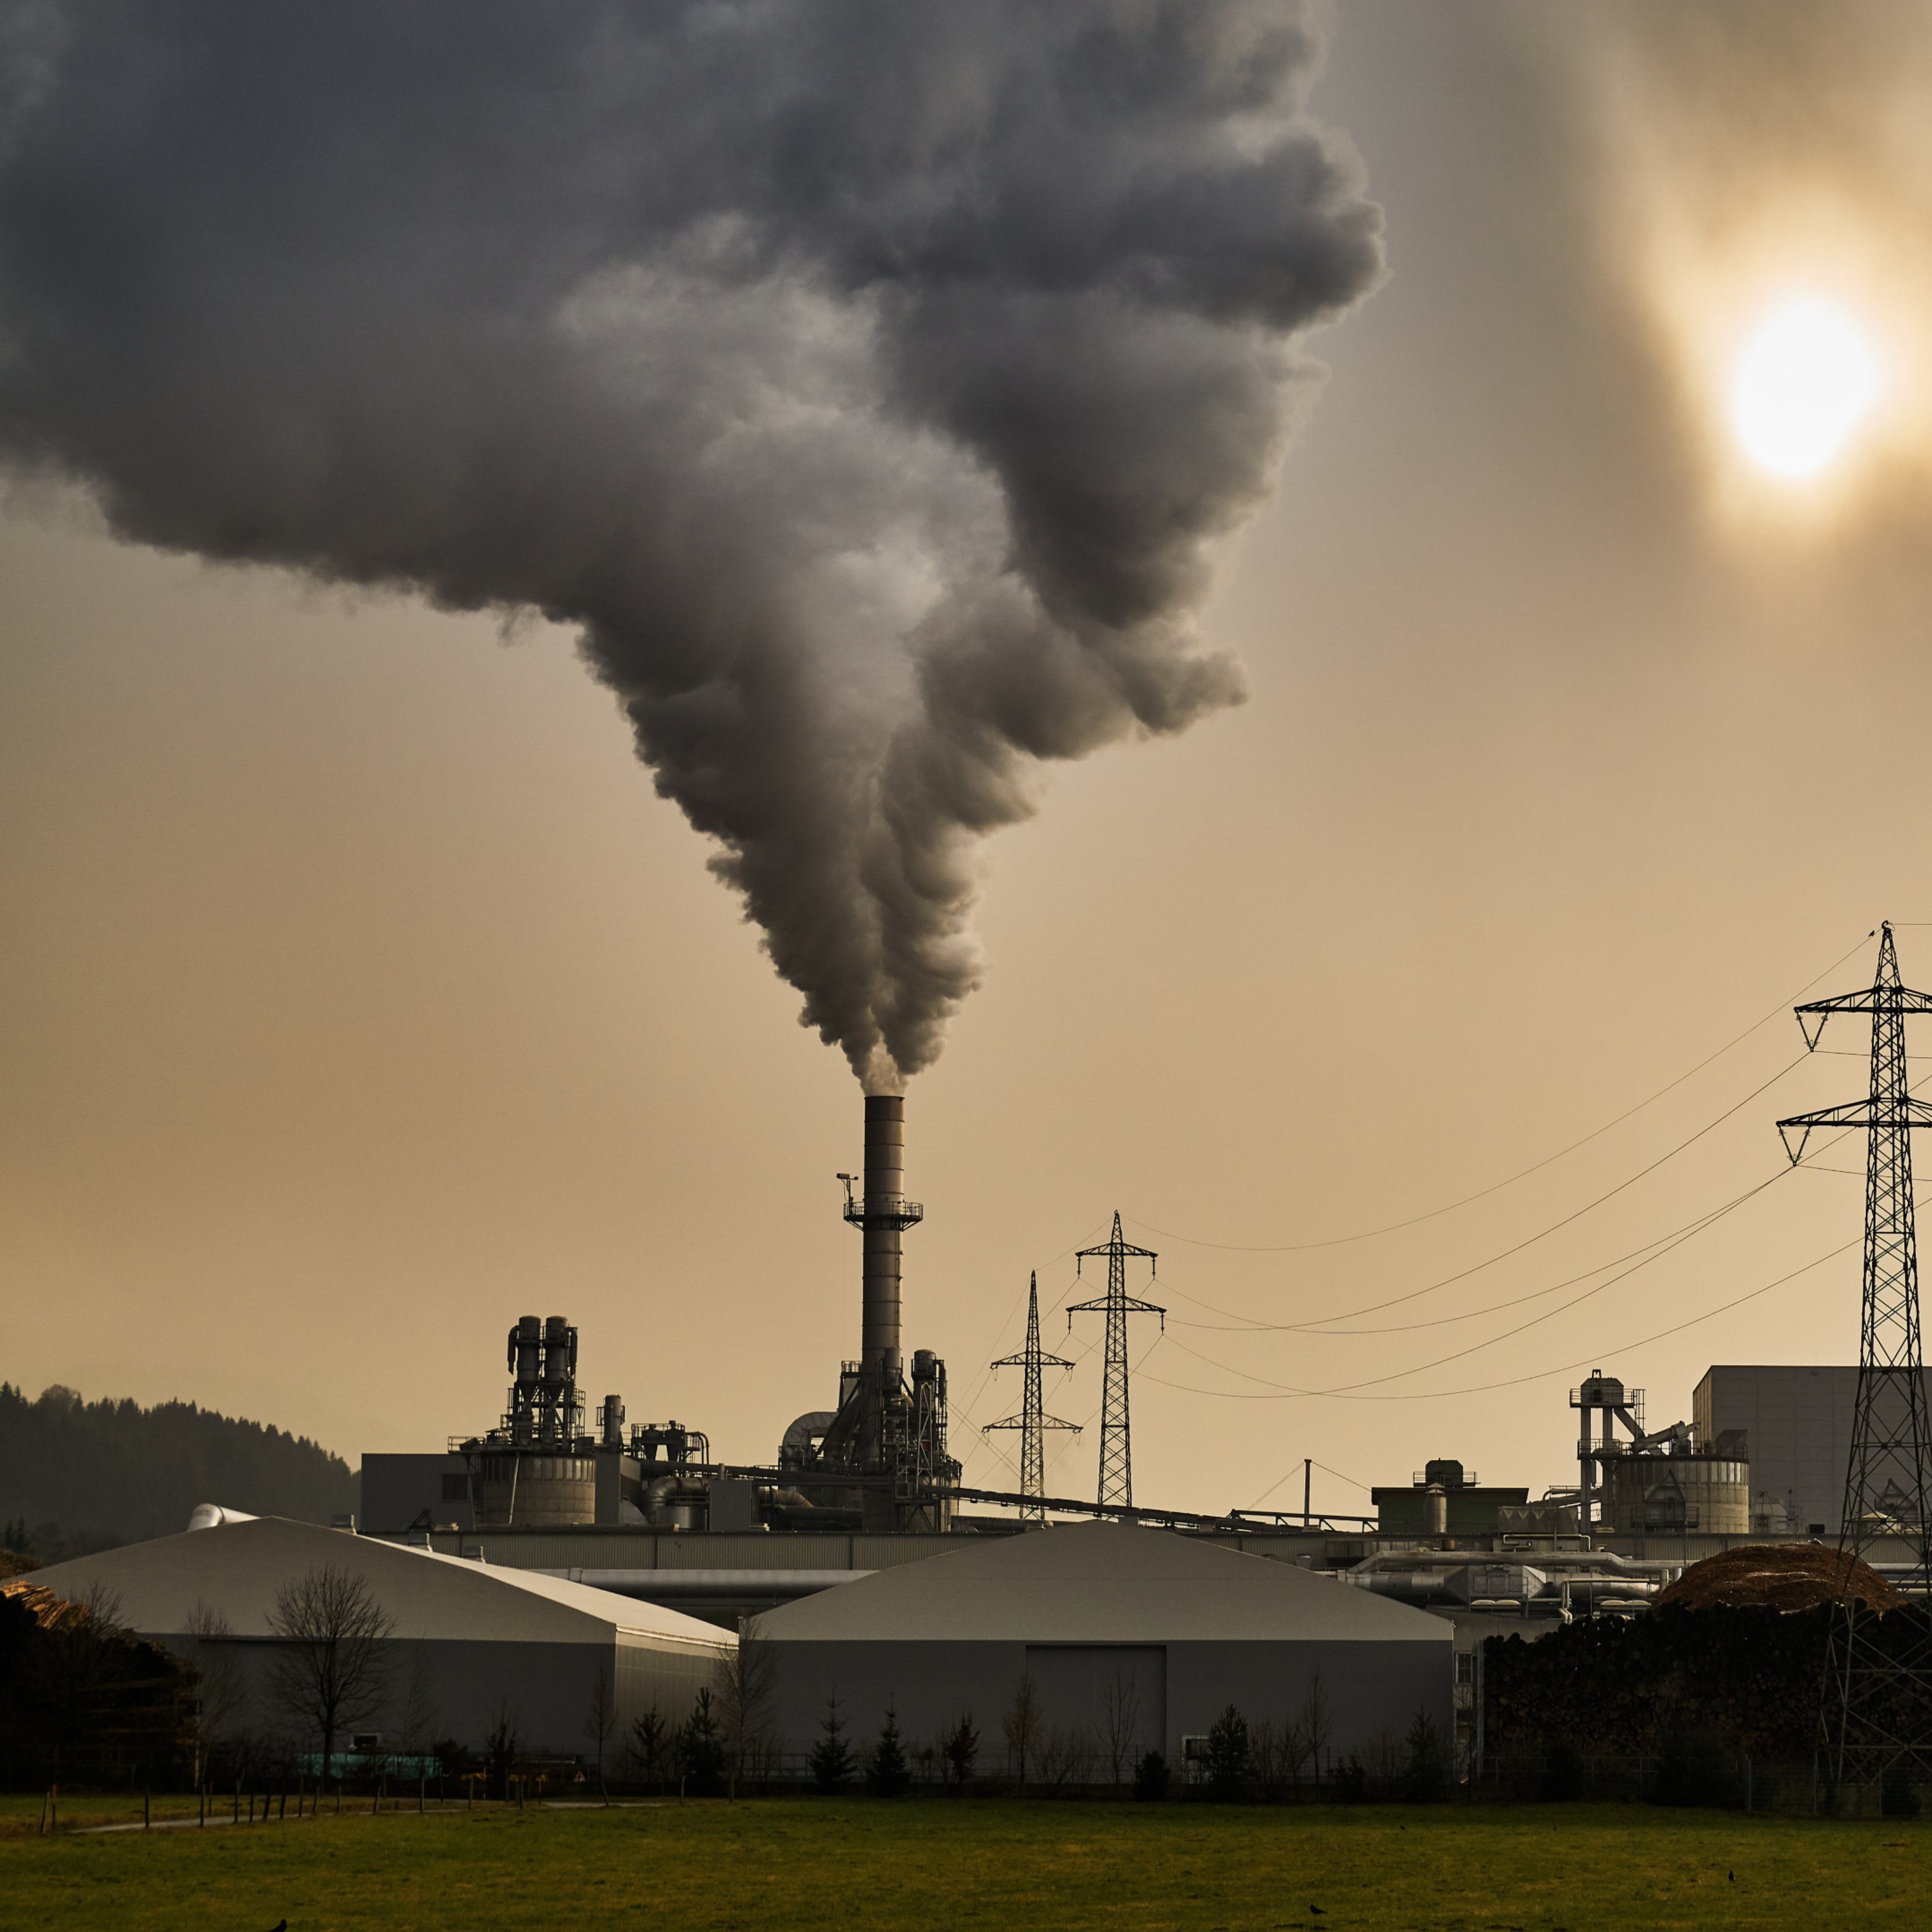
<box><xmin>1023</xmin><ymin>1644</ymin><xmax>1166</xmax><ymax>1779</ymax></box>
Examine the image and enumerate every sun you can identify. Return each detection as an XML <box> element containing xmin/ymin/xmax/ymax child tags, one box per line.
<box><xmin>1729</xmin><ymin>296</ymin><xmax>1883</xmax><ymax>480</ymax></box>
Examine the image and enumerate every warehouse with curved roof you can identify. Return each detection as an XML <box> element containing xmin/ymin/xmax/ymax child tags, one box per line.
<box><xmin>30</xmin><ymin>1510</ymin><xmax>728</xmax><ymax>1760</ymax></box>
<box><xmin>754</xmin><ymin>1519</ymin><xmax>1452</xmax><ymax>1776</ymax></box>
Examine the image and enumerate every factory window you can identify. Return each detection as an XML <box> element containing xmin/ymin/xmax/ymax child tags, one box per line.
<box><xmin>441</xmin><ymin>1474</ymin><xmax>470</xmax><ymax>1502</ymax></box>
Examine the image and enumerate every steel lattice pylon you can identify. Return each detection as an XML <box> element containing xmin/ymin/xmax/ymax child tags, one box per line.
<box><xmin>1068</xmin><ymin>1212</ymin><xmax>1164</xmax><ymax>1512</ymax></box>
<box><xmin>1778</xmin><ymin>920</ymin><xmax>1932</xmax><ymax>1799</ymax></box>
<box><xmin>983</xmin><ymin>1273</ymin><xmax>1080</xmax><ymax>1521</ymax></box>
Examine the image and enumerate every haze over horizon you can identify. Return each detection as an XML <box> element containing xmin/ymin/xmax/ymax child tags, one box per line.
<box><xmin>9</xmin><ymin>3</ymin><xmax>1932</xmax><ymax>1521</ymax></box>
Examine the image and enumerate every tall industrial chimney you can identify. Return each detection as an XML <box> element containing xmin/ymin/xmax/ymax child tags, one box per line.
<box><xmin>862</xmin><ymin>1095</ymin><xmax>904</xmax><ymax>1380</ymax></box>
<box><xmin>847</xmin><ymin>1094</ymin><xmax>923</xmax><ymax>1389</ymax></box>
<box><xmin>819</xmin><ymin>1099</ymin><xmax>954</xmax><ymax>1530</ymax></box>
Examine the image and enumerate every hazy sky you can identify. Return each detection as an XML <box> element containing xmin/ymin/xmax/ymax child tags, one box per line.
<box><xmin>8</xmin><ymin>4</ymin><xmax>1932</xmax><ymax>1521</ymax></box>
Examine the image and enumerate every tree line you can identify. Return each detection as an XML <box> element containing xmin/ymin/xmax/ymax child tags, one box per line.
<box><xmin>0</xmin><ymin>1382</ymin><xmax>355</xmax><ymax>1559</ymax></box>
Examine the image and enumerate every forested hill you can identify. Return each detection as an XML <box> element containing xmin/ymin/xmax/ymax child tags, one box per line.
<box><xmin>0</xmin><ymin>1382</ymin><xmax>355</xmax><ymax>1558</ymax></box>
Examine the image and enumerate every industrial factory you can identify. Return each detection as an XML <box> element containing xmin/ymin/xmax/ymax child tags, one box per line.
<box><xmin>31</xmin><ymin>949</ymin><xmax>1932</xmax><ymax>1786</ymax></box>
<box><xmin>333</xmin><ymin>1085</ymin><xmax>1928</xmax><ymax>1775</ymax></box>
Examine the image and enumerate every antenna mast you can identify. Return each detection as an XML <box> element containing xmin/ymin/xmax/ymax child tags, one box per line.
<box><xmin>1778</xmin><ymin>920</ymin><xmax>1932</xmax><ymax>1798</ymax></box>
<box><xmin>1068</xmin><ymin>1212</ymin><xmax>1164</xmax><ymax>1512</ymax></box>
<box><xmin>983</xmin><ymin>1273</ymin><xmax>1080</xmax><ymax>1521</ymax></box>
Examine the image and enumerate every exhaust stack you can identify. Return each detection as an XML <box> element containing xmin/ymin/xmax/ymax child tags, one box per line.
<box><xmin>844</xmin><ymin>1094</ymin><xmax>923</xmax><ymax>1386</ymax></box>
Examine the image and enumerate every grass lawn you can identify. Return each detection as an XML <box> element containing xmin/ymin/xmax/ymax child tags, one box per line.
<box><xmin>2</xmin><ymin>1796</ymin><xmax>1926</xmax><ymax>1931</ymax></box>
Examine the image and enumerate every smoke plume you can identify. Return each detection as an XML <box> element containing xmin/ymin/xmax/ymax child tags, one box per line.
<box><xmin>0</xmin><ymin>2</ymin><xmax>1381</xmax><ymax>1089</ymax></box>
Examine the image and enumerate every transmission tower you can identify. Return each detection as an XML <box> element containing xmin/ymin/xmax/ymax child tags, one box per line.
<box><xmin>983</xmin><ymin>1273</ymin><xmax>1081</xmax><ymax>1521</ymax></box>
<box><xmin>1068</xmin><ymin>1212</ymin><xmax>1164</xmax><ymax>1512</ymax></box>
<box><xmin>1778</xmin><ymin>920</ymin><xmax>1932</xmax><ymax>1797</ymax></box>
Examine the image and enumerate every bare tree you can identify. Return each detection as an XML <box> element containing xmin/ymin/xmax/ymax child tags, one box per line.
<box><xmin>185</xmin><ymin>1601</ymin><xmax>246</xmax><ymax>1787</ymax></box>
<box><xmin>398</xmin><ymin>1648</ymin><xmax>440</xmax><ymax>1764</ymax></box>
<box><xmin>266</xmin><ymin>1564</ymin><xmax>392</xmax><ymax>1788</ymax></box>
<box><xmin>1250</xmin><ymin>1717</ymin><xmax>1288</xmax><ymax>1800</ymax></box>
<box><xmin>1036</xmin><ymin>1723</ymin><xmax>1093</xmax><ymax>1795</ymax></box>
<box><xmin>483</xmin><ymin>1702</ymin><xmax>520</xmax><ymax>1799</ymax></box>
<box><xmin>1297</xmin><ymin>1675</ymin><xmax>1332</xmax><ymax>1788</ymax></box>
<box><xmin>1100</xmin><ymin>1668</ymin><xmax>1141</xmax><ymax>1792</ymax></box>
<box><xmin>713</xmin><ymin>1622</ymin><xmax>778</xmax><ymax>1796</ymax></box>
<box><xmin>584</xmin><ymin>1664</ymin><xmax>616</xmax><ymax>1800</ymax></box>
<box><xmin>1001</xmin><ymin>1672</ymin><xmax>1039</xmax><ymax>1793</ymax></box>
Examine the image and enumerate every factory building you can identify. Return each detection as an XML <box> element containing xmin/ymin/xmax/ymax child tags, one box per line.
<box><xmin>753</xmin><ymin>1520</ymin><xmax>1453</xmax><ymax>1772</ymax></box>
<box><xmin>28</xmin><ymin>1511</ymin><xmax>728</xmax><ymax>1758</ymax></box>
<box><xmin>1693</xmin><ymin>1365</ymin><xmax>1932</xmax><ymax>1538</ymax></box>
<box><xmin>1372</xmin><ymin>1460</ymin><xmax>1529</xmax><ymax>1538</ymax></box>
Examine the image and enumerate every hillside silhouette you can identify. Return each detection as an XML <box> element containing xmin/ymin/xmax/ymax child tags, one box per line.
<box><xmin>0</xmin><ymin>1382</ymin><xmax>354</xmax><ymax>1559</ymax></box>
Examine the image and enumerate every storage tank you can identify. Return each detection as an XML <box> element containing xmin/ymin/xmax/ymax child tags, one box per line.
<box><xmin>1606</xmin><ymin>1447</ymin><xmax>1749</xmax><ymax>1537</ymax></box>
<box><xmin>472</xmin><ymin>1451</ymin><xmax>597</xmax><ymax>1528</ymax></box>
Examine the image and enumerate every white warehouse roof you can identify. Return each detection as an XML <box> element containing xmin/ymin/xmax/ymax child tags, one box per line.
<box><xmin>30</xmin><ymin>1512</ymin><xmax>730</xmax><ymax>1656</ymax></box>
<box><xmin>756</xmin><ymin>1519</ymin><xmax>1451</xmax><ymax>1644</ymax></box>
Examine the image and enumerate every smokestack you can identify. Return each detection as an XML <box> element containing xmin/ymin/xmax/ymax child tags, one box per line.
<box><xmin>852</xmin><ymin>1093</ymin><xmax>927</xmax><ymax>1386</ymax></box>
<box><xmin>862</xmin><ymin>1095</ymin><xmax>905</xmax><ymax>1382</ymax></box>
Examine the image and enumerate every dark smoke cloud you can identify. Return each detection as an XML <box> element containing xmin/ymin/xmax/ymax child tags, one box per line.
<box><xmin>0</xmin><ymin>2</ymin><xmax>1381</xmax><ymax>1089</ymax></box>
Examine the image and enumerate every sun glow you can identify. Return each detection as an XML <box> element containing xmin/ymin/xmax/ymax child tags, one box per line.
<box><xmin>1729</xmin><ymin>297</ymin><xmax>1883</xmax><ymax>480</ymax></box>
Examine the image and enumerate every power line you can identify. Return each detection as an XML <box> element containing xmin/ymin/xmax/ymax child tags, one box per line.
<box><xmin>1140</xmin><ymin>1207</ymin><xmax>1882</xmax><ymax>1406</ymax></box>
<box><xmin>1163</xmin><ymin>1170</ymin><xmax>1787</xmax><ymax>1338</ymax></box>
<box><xmin>952</xmin><ymin>1219</ymin><xmax>1107</xmax><ymax>1424</ymax></box>
<box><xmin>1250</xmin><ymin>1457</ymin><xmax>1371</xmax><ymax>1510</ymax></box>
<box><xmin>1123</xmin><ymin>934</ymin><xmax>1870</xmax><ymax>1255</ymax></box>
<box><xmin>1136</xmin><ymin>1051</ymin><xmax>1807</xmax><ymax>1336</ymax></box>
<box><xmin>982</xmin><ymin>1273</ymin><xmax>1080</xmax><ymax>1521</ymax></box>
<box><xmin>1067</xmin><ymin>1213</ymin><xmax>1164</xmax><ymax>1511</ymax></box>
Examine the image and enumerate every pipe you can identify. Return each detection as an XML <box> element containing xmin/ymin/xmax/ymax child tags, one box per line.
<box><xmin>186</xmin><ymin>1503</ymin><xmax>257</xmax><ymax>1531</ymax></box>
<box><xmin>1348</xmin><ymin>1549</ymin><xmax>1679</xmax><ymax>1577</ymax></box>
<box><xmin>1345</xmin><ymin>1567</ymin><xmax>1663</xmax><ymax>1606</ymax></box>
<box><xmin>542</xmin><ymin>1569</ymin><xmax>873</xmax><ymax>1599</ymax></box>
<box><xmin>862</xmin><ymin>1094</ymin><xmax>904</xmax><ymax>1382</ymax></box>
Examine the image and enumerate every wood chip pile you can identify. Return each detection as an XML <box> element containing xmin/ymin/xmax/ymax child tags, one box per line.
<box><xmin>1654</xmin><ymin>1543</ymin><xmax>1904</xmax><ymax>1614</ymax></box>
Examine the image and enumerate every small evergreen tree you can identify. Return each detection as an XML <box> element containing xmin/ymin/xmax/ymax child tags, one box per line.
<box><xmin>941</xmin><ymin>1711</ymin><xmax>978</xmax><ymax>1791</ymax></box>
<box><xmin>627</xmin><ymin>1705</ymin><xmax>669</xmax><ymax>1792</ymax></box>
<box><xmin>868</xmin><ymin>1701</ymin><xmax>910</xmax><ymax>1797</ymax></box>
<box><xmin>809</xmin><ymin>1697</ymin><xmax>855</xmax><ymax>1794</ymax></box>
<box><xmin>1205</xmin><ymin>1703</ymin><xmax>1250</xmax><ymax>1801</ymax></box>
<box><xmin>678</xmin><ymin>1688</ymin><xmax>727</xmax><ymax>1796</ymax></box>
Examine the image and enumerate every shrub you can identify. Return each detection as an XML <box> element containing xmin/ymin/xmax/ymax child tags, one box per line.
<box><xmin>1539</xmin><ymin>1740</ymin><xmax>1583</xmax><ymax>1804</ymax></box>
<box><xmin>1132</xmin><ymin>1749</ymin><xmax>1170</xmax><ymax>1801</ymax></box>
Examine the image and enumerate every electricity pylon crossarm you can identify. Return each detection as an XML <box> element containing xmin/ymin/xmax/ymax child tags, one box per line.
<box><xmin>1777</xmin><ymin>920</ymin><xmax>1932</xmax><ymax>1799</ymax></box>
<box><xmin>983</xmin><ymin>1273</ymin><xmax>1080</xmax><ymax>1522</ymax></box>
<box><xmin>1068</xmin><ymin>1211</ymin><xmax>1164</xmax><ymax>1514</ymax></box>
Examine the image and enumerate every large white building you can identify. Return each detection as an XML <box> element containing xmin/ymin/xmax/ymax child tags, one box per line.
<box><xmin>753</xmin><ymin>1519</ymin><xmax>1453</xmax><ymax>1775</ymax></box>
<box><xmin>31</xmin><ymin>1511</ymin><xmax>729</xmax><ymax>1759</ymax></box>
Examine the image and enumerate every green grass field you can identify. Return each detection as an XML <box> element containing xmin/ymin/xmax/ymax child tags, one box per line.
<box><xmin>2</xmin><ymin>1796</ymin><xmax>1926</xmax><ymax>1931</ymax></box>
